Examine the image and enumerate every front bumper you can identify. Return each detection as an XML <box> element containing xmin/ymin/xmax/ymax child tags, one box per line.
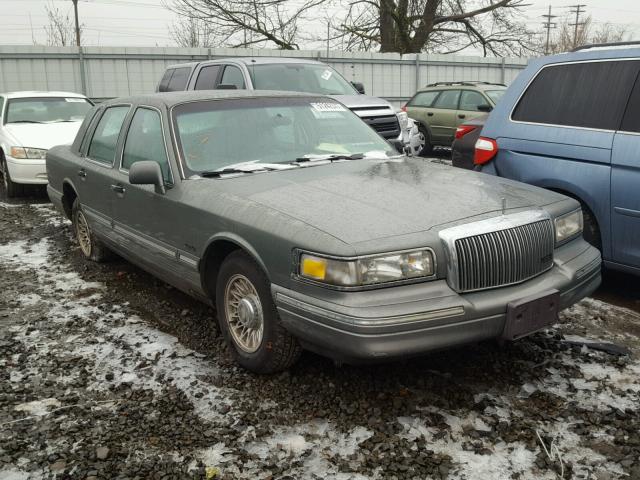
<box><xmin>273</xmin><ymin>239</ymin><xmax>601</xmax><ymax>363</ymax></box>
<box><xmin>6</xmin><ymin>155</ymin><xmax>48</xmax><ymax>184</ymax></box>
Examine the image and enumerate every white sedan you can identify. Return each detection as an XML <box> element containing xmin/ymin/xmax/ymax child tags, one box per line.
<box><xmin>0</xmin><ymin>91</ymin><xmax>93</xmax><ymax>197</ymax></box>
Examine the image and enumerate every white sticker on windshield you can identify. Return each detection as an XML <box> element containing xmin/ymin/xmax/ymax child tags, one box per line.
<box><xmin>65</xmin><ymin>98</ymin><xmax>85</xmax><ymax>103</ymax></box>
<box><xmin>320</xmin><ymin>69</ymin><xmax>333</xmax><ymax>81</ymax></box>
<box><xmin>310</xmin><ymin>102</ymin><xmax>346</xmax><ymax>112</ymax></box>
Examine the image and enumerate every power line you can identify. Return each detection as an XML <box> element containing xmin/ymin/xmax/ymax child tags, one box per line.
<box><xmin>542</xmin><ymin>5</ymin><xmax>557</xmax><ymax>55</ymax></box>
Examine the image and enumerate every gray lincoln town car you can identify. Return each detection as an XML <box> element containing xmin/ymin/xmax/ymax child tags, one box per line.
<box><xmin>46</xmin><ymin>91</ymin><xmax>601</xmax><ymax>373</ymax></box>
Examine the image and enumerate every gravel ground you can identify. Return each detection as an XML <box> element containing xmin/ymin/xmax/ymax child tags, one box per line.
<box><xmin>1</xmin><ymin>186</ymin><xmax>640</xmax><ymax>480</ymax></box>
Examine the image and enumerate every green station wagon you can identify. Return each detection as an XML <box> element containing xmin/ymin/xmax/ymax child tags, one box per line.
<box><xmin>46</xmin><ymin>91</ymin><xmax>600</xmax><ymax>373</ymax></box>
<box><xmin>405</xmin><ymin>81</ymin><xmax>506</xmax><ymax>155</ymax></box>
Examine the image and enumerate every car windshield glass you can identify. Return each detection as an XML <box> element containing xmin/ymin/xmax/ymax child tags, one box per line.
<box><xmin>248</xmin><ymin>64</ymin><xmax>357</xmax><ymax>96</ymax></box>
<box><xmin>5</xmin><ymin>97</ymin><xmax>92</xmax><ymax>124</ymax></box>
<box><xmin>485</xmin><ymin>89</ymin><xmax>505</xmax><ymax>104</ymax></box>
<box><xmin>172</xmin><ymin>97</ymin><xmax>395</xmax><ymax>176</ymax></box>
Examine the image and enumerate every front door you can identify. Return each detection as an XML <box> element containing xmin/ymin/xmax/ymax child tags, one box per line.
<box><xmin>457</xmin><ymin>90</ymin><xmax>488</xmax><ymax>127</ymax></box>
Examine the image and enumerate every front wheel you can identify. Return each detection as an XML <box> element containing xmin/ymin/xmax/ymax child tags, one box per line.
<box><xmin>71</xmin><ymin>199</ymin><xmax>111</xmax><ymax>262</ymax></box>
<box><xmin>417</xmin><ymin>125</ymin><xmax>433</xmax><ymax>157</ymax></box>
<box><xmin>216</xmin><ymin>251</ymin><xmax>301</xmax><ymax>374</ymax></box>
<box><xmin>1</xmin><ymin>153</ymin><xmax>24</xmax><ymax>198</ymax></box>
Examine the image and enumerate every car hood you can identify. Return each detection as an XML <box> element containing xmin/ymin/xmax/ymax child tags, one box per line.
<box><xmin>329</xmin><ymin>95</ymin><xmax>394</xmax><ymax>112</ymax></box>
<box><xmin>220</xmin><ymin>157</ymin><xmax>564</xmax><ymax>246</ymax></box>
<box><xmin>4</xmin><ymin>121</ymin><xmax>83</xmax><ymax>150</ymax></box>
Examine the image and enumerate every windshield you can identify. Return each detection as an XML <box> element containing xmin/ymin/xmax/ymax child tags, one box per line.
<box><xmin>249</xmin><ymin>64</ymin><xmax>358</xmax><ymax>96</ymax></box>
<box><xmin>172</xmin><ymin>97</ymin><xmax>395</xmax><ymax>176</ymax></box>
<box><xmin>5</xmin><ymin>97</ymin><xmax>92</xmax><ymax>124</ymax></box>
<box><xmin>485</xmin><ymin>89</ymin><xmax>506</xmax><ymax>105</ymax></box>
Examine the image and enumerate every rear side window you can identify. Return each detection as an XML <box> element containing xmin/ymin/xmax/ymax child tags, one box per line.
<box><xmin>432</xmin><ymin>90</ymin><xmax>460</xmax><ymax>110</ymax></box>
<box><xmin>166</xmin><ymin>67</ymin><xmax>191</xmax><ymax>92</ymax></box>
<box><xmin>620</xmin><ymin>77</ymin><xmax>640</xmax><ymax>133</ymax></box>
<box><xmin>158</xmin><ymin>69</ymin><xmax>173</xmax><ymax>92</ymax></box>
<box><xmin>194</xmin><ymin>65</ymin><xmax>221</xmax><ymax>90</ymax></box>
<box><xmin>87</xmin><ymin>106</ymin><xmax>129</xmax><ymax>165</ymax></box>
<box><xmin>409</xmin><ymin>91</ymin><xmax>439</xmax><ymax>107</ymax></box>
<box><xmin>512</xmin><ymin>60</ymin><xmax>640</xmax><ymax>130</ymax></box>
<box><xmin>219</xmin><ymin>66</ymin><xmax>245</xmax><ymax>89</ymax></box>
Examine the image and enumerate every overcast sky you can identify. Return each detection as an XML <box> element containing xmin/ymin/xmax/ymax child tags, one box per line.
<box><xmin>0</xmin><ymin>0</ymin><xmax>638</xmax><ymax>53</ymax></box>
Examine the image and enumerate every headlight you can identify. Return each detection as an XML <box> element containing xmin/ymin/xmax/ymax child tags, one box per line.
<box><xmin>554</xmin><ymin>209</ymin><xmax>583</xmax><ymax>244</ymax></box>
<box><xmin>298</xmin><ymin>249</ymin><xmax>435</xmax><ymax>287</ymax></box>
<box><xmin>10</xmin><ymin>147</ymin><xmax>47</xmax><ymax>160</ymax></box>
<box><xmin>396</xmin><ymin>111</ymin><xmax>409</xmax><ymax>130</ymax></box>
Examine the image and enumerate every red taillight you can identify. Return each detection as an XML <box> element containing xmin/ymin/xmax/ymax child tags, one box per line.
<box><xmin>455</xmin><ymin>125</ymin><xmax>477</xmax><ymax>140</ymax></box>
<box><xmin>401</xmin><ymin>104</ymin><xmax>407</xmax><ymax>112</ymax></box>
<box><xmin>473</xmin><ymin>137</ymin><xmax>498</xmax><ymax>165</ymax></box>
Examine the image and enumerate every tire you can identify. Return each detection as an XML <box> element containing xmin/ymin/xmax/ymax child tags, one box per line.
<box><xmin>71</xmin><ymin>199</ymin><xmax>111</xmax><ymax>262</ymax></box>
<box><xmin>417</xmin><ymin>125</ymin><xmax>433</xmax><ymax>157</ymax></box>
<box><xmin>582</xmin><ymin>206</ymin><xmax>601</xmax><ymax>250</ymax></box>
<box><xmin>216</xmin><ymin>250</ymin><xmax>301</xmax><ymax>374</ymax></box>
<box><xmin>0</xmin><ymin>152</ymin><xmax>24</xmax><ymax>198</ymax></box>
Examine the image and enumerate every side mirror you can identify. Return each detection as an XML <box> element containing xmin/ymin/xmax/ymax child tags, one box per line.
<box><xmin>129</xmin><ymin>161</ymin><xmax>165</xmax><ymax>195</ymax></box>
<box><xmin>351</xmin><ymin>81</ymin><xmax>365</xmax><ymax>94</ymax></box>
<box><xmin>477</xmin><ymin>104</ymin><xmax>493</xmax><ymax>112</ymax></box>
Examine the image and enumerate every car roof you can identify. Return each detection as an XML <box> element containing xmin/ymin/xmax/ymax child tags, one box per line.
<box><xmin>0</xmin><ymin>91</ymin><xmax>87</xmax><ymax>99</ymax></box>
<box><xmin>100</xmin><ymin>89</ymin><xmax>320</xmax><ymax>108</ymax></box>
<box><xmin>533</xmin><ymin>46</ymin><xmax>640</xmax><ymax>67</ymax></box>
<box><xmin>166</xmin><ymin>56</ymin><xmax>325</xmax><ymax>70</ymax></box>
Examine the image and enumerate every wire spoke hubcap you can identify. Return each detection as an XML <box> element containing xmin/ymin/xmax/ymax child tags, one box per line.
<box><xmin>76</xmin><ymin>210</ymin><xmax>92</xmax><ymax>257</ymax></box>
<box><xmin>224</xmin><ymin>274</ymin><xmax>264</xmax><ymax>353</ymax></box>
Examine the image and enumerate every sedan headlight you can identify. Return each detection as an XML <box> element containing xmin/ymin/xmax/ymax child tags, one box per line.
<box><xmin>298</xmin><ymin>249</ymin><xmax>435</xmax><ymax>287</ymax></box>
<box><xmin>10</xmin><ymin>147</ymin><xmax>47</xmax><ymax>160</ymax></box>
<box><xmin>554</xmin><ymin>209</ymin><xmax>583</xmax><ymax>244</ymax></box>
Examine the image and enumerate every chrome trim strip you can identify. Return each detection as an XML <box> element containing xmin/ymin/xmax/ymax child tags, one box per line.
<box><xmin>276</xmin><ymin>293</ymin><xmax>464</xmax><ymax>328</ymax></box>
<box><xmin>113</xmin><ymin>221</ymin><xmax>175</xmax><ymax>258</ymax></box>
<box><xmin>177</xmin><ymin>252</ymin><xmax>199</xmax><ymax>268</ymax></box>
<box><xmin>614</xmin><ymin>206</ymin><xmax>640</xmax><ymax>218</ymax></box>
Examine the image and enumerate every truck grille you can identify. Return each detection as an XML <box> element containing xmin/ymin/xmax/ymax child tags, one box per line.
<box><xmin>360</xmin><ymin>114</ymin><xmax>401</xmax><ymax>139</ymax></box>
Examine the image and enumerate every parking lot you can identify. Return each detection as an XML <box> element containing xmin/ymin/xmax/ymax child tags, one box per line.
<box><xmin>1</xmin><ymin>169</ymin><xmax>639</xmax><ymax>480</ymax></box>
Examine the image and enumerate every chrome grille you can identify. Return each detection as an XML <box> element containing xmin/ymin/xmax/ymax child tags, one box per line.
<box><xmin>454</xmin><ymin>219</ymin><xmax>554</xmax><ymax>292</ymax></box>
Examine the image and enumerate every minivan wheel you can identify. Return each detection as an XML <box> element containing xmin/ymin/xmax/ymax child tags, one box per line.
<box><xmin>417</xmin><ymin>125</ymin><xmax>433</xmax><ymax>157</ymax></box>
<box><xmin>71</xmin><ymin>199</ymin><xmax>111</xmax><ymax>262</ymax></box>
<box><xmin>216</xmin><ymin>250</ymin><xmax>301</xmax><ymax>374</ymax></box>
<box><xmin>0</xmin><ymin>153</ymin><xmax>23</xmax><ymax>198</ymax></box>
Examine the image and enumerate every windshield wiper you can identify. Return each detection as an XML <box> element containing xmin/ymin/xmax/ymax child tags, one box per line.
<box><xmin>292</xmin><ymin>153</ymin><xmax>365</xmax><ymax>164</ymax></box>
<box><xmin>199</xmin><ymin>161</ymin><xmax>295</xmax><ymax>178</ymax></box>
<box><xmin>200</xmin><ymin>168</ymin><xmax>258</xmax><ymax>178</ymax></box>
<box><xmin>8</xmin><ymin>120</ymin><xmax>44</xmax><ymax>124</ymax></box>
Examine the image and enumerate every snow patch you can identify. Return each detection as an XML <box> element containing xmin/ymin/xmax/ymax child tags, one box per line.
<box><xmin>14</xmin><ymin>398</ymin><xmax>62</xmax><ymax>416</ymax></box>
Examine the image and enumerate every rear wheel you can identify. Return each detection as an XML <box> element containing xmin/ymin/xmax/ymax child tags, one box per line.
<box><xmin>216</xmin><ymin>250</ymin><xmax>301</xmax><ymax>374</ymax></box>
<box><xmin>0</xmin><ymin>153</ymin><xmax>23</xmax><ymax>198</ymax></box>
<box><xmin>71</xmin><ymin>199</ymin><xmax>111</xmax><ymax>262</ymax></box>
<box><xmin>417</xmin><ymin>125</ymin><xmax>433</xmax><ymax>157</ymax></box>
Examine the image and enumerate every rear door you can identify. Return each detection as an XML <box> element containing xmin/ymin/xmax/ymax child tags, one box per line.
<box><xmin>428</xmin><ymin>89</ymin><xmax>461</xmax><ymax>144</ymax></box>
<box><xmin>405</xmin><ymin>90</ymin><xmax>439</xmax><ymax>131</ymax></box>
<box><xmin>611</xmin><ymin>75</ymin><xmax>640</xmax><ymax>269</ymax></box>
<box><xmin>192</xmin><ymin>64</ymin><xmax>222</xmax><ymax>90</ymax></box>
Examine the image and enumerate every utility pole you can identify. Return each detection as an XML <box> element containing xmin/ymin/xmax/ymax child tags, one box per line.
<box><xmin>72</xmin><ymin>0</ymin><xmax>81</xmax><ymax>47</ymax></box>
<box><xmin>326</xmin><ymin>22</ymin><xmax>330</xmax><ymax>59</ymax></box>
<box><xmin>569</xmin><ymin>4</ymin><xmax>586</xmax><ymax>49</ymax></box>
<box><xmin>542</xmin><ymin>5</ymin><xmax>557</xmax><ymax>55</ymax></box>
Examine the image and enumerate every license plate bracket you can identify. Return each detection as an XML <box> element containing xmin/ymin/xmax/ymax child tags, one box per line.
<box><xmin>502</xmin><ymin>289</ymin><xmax>560</xmax><ymax>341</ymax></box>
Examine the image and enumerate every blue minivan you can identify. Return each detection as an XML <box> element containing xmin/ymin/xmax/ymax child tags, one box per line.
<box><xmin>475</xmin><ymin>43</ymin><xmax>640</xmax><ymax>276</ymax></box>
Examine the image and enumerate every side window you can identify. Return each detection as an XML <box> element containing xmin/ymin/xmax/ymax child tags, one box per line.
<box><xmin>158</xmin><ymin>69</ymin><xmax>173</xmax><ymax>92</ymax></box>
<box><xmin>512</xmin><ymin>60</ymin><xmax>640</xmax><ymax>130</ymax></box>
<box><xmin>432</xmin><ymin>90</ymin><xmax>461</xmax><ymax>110</ymax></box>
<box><xmin>620</xmin><ymin>76</ymin><xmax>640</xmax><ymax>133</ymax></box>
<box><xmin>166</xmin><ymin>67</ymin><xmax>191</xmax><ymax>92</ymax></box>
<box><xmin>122</xmin><ymin>108</ymin><xmax>172</xmax><ymax>184</ymax></box>
<box><xmin>219</xmin><ymin>66</ymin><xmax>245</xmax><ymax>89</ymax></box>
<box><xmin>409</xmin><ymin>91</ymin><xmax>439</xmax><ymax>108</ymax></box>
<box><xmin>194</xmin><ymin>65</ymin><xmax>221</xmax><ymax>90</ymax></box>
<box><xmin>87</xmin><ymin>106</ymin><xmax>129</xmax><ymax>165</ymax></box>
<box><xmin>459</xmin><ymin>90</ymin><xmax>487</xmax><ymax>111</ymax></box>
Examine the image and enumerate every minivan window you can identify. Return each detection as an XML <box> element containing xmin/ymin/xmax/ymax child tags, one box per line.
<box><xmin>620</xmin><ymin>77</ymin><xmax>640</xmax><ymax>133</ymax></box>
<box><xmin>194</xmin><ymin>65</ymin><xmax>221</xmax><ymax>90</ymax></box>
<box><xmin>158</xmin><ymin>69</ymin><xmax>173</xmax><ymax>92</ymax></box>
<box><xmin>433</xmin><ymin>90</ymin><xmax>461</xmax><ymax>110</ymax></box>
<box><xmin>220</xmin><ymin>65</ymin><xmax>245</xmax><ymax>89</ymax></box>
<box><xmin>87</xmin><ymin>106</ymin><xmax>129</xmax><ymax>165</ymax></box>
<box><xmin>512</xmin><ymin>60</ymin><xmax>640</xmax><ymax>130</ymax></box>
<box><xmin>409</xmin><ymin>91</ymin><xmax>439</xmax><ymax>108</ymax></box>
<box><xmin>122</xmin><ymin>108</ymin><xmax>171</xmax><ymax>183</ymax></box>
<box><xmin>166</xmin><ymin>67</ymin><xmax>191</xmax><ymax>92</ymax></box>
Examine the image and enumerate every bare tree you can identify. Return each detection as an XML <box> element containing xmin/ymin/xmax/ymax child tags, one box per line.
<box><xmin>166</xmin><ymin>0</ymin><xmax>326</xmax><ymax>50</ymax></box>
<box><xmin>44</xmin><ymin>2</ymin><xmax>81</xmax><ymax>46</ymax></box>
<box><xmin>170</xmin><ymin>16</ymin><xmax>216</xmax><ymax>47</ymax></box>
<box><xmin>544</xmin><ymin>16</ymin><xmax>629</xmax><ymax>54</ymax></box>
<box><xmin>335</xmin><ymin>0</ymin><xmax>534</xmax><ymax>55</ymax></box>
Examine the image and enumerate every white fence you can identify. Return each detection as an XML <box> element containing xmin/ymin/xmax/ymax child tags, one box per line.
<box><xmin>0</xmin><ymin>45</ymin><xmax>530</xmax><ymax>107</ymax></box>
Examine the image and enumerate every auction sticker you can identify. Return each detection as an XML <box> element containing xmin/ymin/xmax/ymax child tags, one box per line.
<box><xmin>321</xmin><ymin>69</ymin><xmax>333</xmax><ymax>80</ymax></box>
<box><xmin>310</xmin><ymin>102</ymin><xmax>346</xmax><ymax>112</ymax></box>
<box><xmin>65</xmin><ymin>98</ymin><xmax>86</xmax><ymax>102</ymax></box>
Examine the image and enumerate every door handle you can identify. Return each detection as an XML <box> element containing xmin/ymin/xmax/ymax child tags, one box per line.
<box><xmin>458</xmin><ymin>114</ymin><xmax>466</xmax><ymax>119</ymax></box>
<box><xmin>110</xmin><ymin>184</ymin><xmax>125</xmax><ymax>194</ymax></box>
<box><xmin>78</xmin><ymin>169</ymin><xmax>87</xmax><ymax>178</ymax></box>
<box><xmin>427</xmin><ymin>112</ymin><xmax>434</xmax><ymax>117</ymax></box>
